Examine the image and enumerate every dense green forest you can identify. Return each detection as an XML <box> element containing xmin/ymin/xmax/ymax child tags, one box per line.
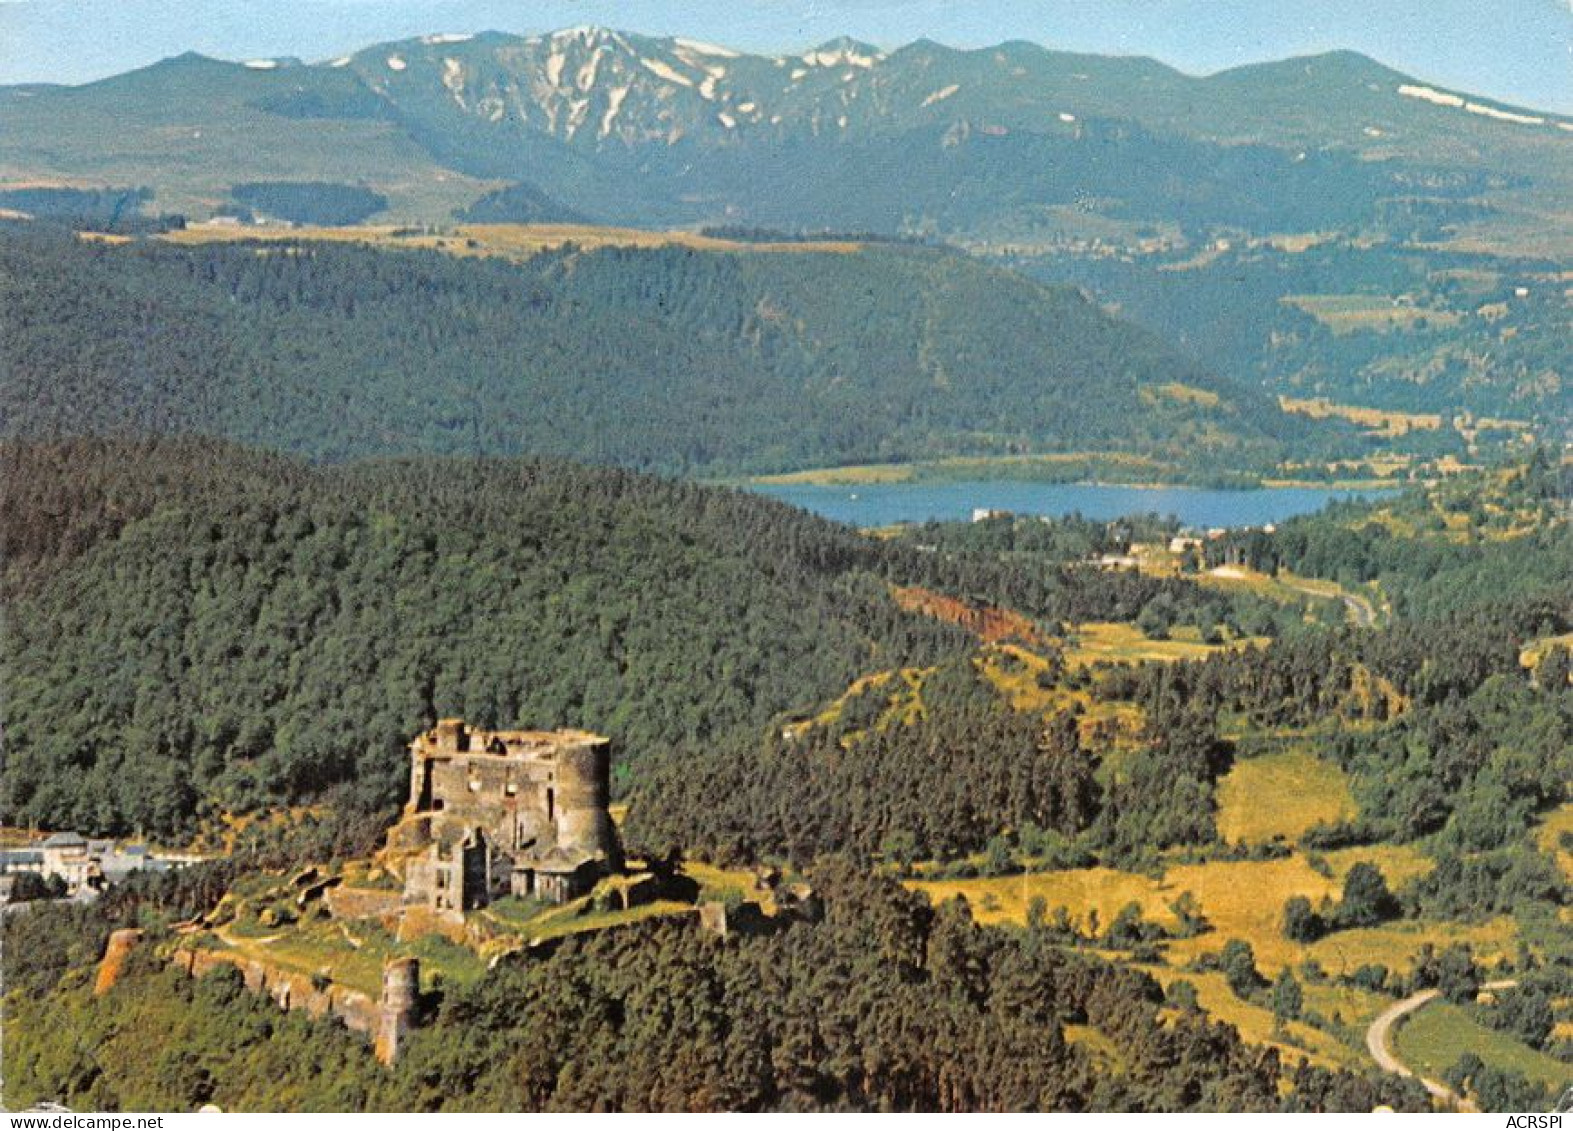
<box><xmin>630</xmin><ymin>460</ymin><xmax>1571</xmax><ymax>878</ymax></box>
<box><xmin>226</xmin><ymin>182</ymin><xmax>388</xmax><ymax>225</ymax></box>
<box><xmin>0</xmin><ymin>439</ymin><xmax>956</xmax><ymax>834</ymax></box>
<box><xmin>454</xmin><ymin>181</ymin><xmax>585</xmax><ymax>224</ymax></box>
<box><xmin>3</xmin><ymin>862</ymin><xmax>1429</xmax><ymax>1112</ymax></box>
<box><xmin>628</xmin><ymin>657</ymin><xmax>1230</xmax><ymax>867</ymax></box>
<box><xmin>0</xmin><ymin>186</ymin><xmax>154</xmax><ymax>226</ymax></box>
<box><xmin>3</xmin><ymin>447</ymin><xmax>1567</xmax><ymax>1112</ymax></box>
<box><xmin>3</xmin><ymin>438</ymin><xmax>1266</xmax><ymax>839</ymax></box>
<box><xmin>1</xmin><ymin>23</ymin><xmax>1567</xmax><ymax>1113</ymax></box>
<box><xmin>1016</xmin><ymin>241</ymin><xmax>1568</xmax><ymax>423</ymax></box>
<box><xmin>0</xmin><ymin>224</ymin><xmax>1337</xmax><ymax>478</ymax></box>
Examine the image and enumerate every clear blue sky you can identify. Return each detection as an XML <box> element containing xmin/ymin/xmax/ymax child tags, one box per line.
<box><xmin>3</xmin><ymin>0</ymin><xmax>1570</xmax><ymax>112</ymax></box>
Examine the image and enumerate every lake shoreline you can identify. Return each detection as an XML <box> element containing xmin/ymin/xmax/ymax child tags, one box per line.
<box><xmin>747</xmin><ymin>480</ymin><xmax>1401</xmax><ymax>529</ymax></box>
<box><xmin>723</xmin><ymin>458</ymin><xmax>1412</xmax><ymax>494</ymax></box>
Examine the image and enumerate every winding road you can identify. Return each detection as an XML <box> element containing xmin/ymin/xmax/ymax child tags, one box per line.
<box><xmin>1277</xmin><ymin>576</ymin><xmax>1378</xmax><ymax>627</ymax></box>
<box><xmin>1365</xmin><ymin>980</ymin><xmax>1517</xmax><ymax>1112</ymax></box>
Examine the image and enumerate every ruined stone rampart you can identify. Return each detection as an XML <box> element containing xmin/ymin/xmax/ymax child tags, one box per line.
<box><xmin>323</xmin><ymin>884</ymin><xmax>405</xmax><ymax>923</ymax></box>
<box><xmin>170</xmin><ymin>947</ymin><xmax>381</xmax><ymax>1039</ymax></box>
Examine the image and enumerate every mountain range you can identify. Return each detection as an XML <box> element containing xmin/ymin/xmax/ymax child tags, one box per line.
<box><xmin>3</xmin><ymin>27</ymin><xmax>1567</xmax><ymax>242</ymax></box>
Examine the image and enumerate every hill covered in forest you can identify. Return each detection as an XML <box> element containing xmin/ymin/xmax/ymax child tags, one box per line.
<box><xmin>628</xmin><ymin>459</ymin><xmax>1572</xmax><ymax>869</ymax></box>
<box><xmin>2</xmin><ymin>437</ymin><xmax>1259</xmax><ymax>837</ymax></box>
<box><xmin>0</xmin><ymin>437</ymin><xmax>958</xmax><ymax>834</ymax></box>
<box><xmin>0</xmin><ymin>224</ymin><xmax>1320</xmax><ymax>478</ymax></box>
<box><xmin>5</xmin><ymin>451</ymin><xmax>1567</xmax><ymax>1115</ymax></box>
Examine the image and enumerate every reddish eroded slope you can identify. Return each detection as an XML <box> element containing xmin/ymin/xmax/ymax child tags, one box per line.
<box><xmin>891</xmin><ymin>585</ymin><xmax>1050</xmax><ymax>647</ymax></box>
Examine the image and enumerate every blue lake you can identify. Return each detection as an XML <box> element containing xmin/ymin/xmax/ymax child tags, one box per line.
<box><xmin>750</xmin><ymin>481</ymin><xmax>1397</xmax><ymax>528</ymax></box>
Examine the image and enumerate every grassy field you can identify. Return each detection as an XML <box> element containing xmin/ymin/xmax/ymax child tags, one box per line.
<box><xmin>744</xmin><ymin>451</ymin><xmax>1175</xmax><ymax>487</ymax></box>
<box><xmin>205</xmin><ymin>859</ymin><xmax>731</xmax><ymax>995</ymax></box>
<box><xmin>1142</xmin><ymin>381</ymin><xmax>1222</xmax><ymax>408</ymax></box>
<box><xmin>910</xmin><ymin>844</ymin><xmax>1516</xmax><ymax>976</ymax></box>
<box><xmin>491</xmin><ymin>898</ymin><xmax>696</xmax><ymax>945</ymax></box>
<box><xmin>780</xmin><ymin>668</ymin><xmax>927</xmax><ymax>743</ymax></box>
<box><xmin>164</xmin><ymin>221</ymin><xmax>863</xmax><ymax>260</ymax></box>
<box><xmin>1394</xmin><ymin>1001</ymin><xmax>1570</xmax><ymax>1093</ymax></box>
<box><xmin>1280</xmin><ymin>295</ymin><xmax>1463</xmax><ymax>335</ymax></box>
<box><xmin>1123</xmin><ymin>551</ymin><xmax>1375</xmax><ymax>626</ymax></box>
<box><xmin>211</xmin><ymin>915</ymin><xmax>487</xmax><ymax>998</ymax></box>
<box><xmin>1062</xmin><ymin>1023</ymin><xmax>1128</xmax><ymax>1072</ymax></box>
<box><xmin>1348</xmin><ymin>465</ymin><xmax>1553</xmax><ymax>546</ymax></box>
<box><xmin>680</xmin><ymin>860</ymin><xmax>776</xmax><ymax>906</ymax></box>
<box><xmin>0</xmin><ymin>114</ymin><xmax>496</xmax><ymax>222</ymax></box>
<box><xmin>1279</xmin><ymin>395</ymin><xmax>1444</xmax><ymax>437</ymax></box>
<box><xmin>1144</xmin><ymin>966</ymin><xmax>1380</xmax><ymax>1071</ymax></box>
<box><xmin>977</xmin><ymin>644</ymin><xmax>1144</xmax><ymax>743</ymax></box>
<box><xmin>1215</xmin><ymin>750</ymin><xmax>1358</xmax><ymax>845</ymax></box>
<box><xmin>1194</xmin><ymin>564</ymin><xmax>1382</xmax><ymax>628</ymax></box>
<box><xmin>1061</xmin><ymin>621</ymin><xmax>1263</xmax><ymax>667</ymax></box>
<box><xmin>1522</xmin><ymin>633</ymin><xmax>1573</xmax><ymax>673</ymax></box>
<box><xmin>1534</xmin><ymin>803</ymin><xmax>1573</xmax><ymax>883</ymax></box>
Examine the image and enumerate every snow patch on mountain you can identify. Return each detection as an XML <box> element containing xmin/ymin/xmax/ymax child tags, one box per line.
<box><xmin>1399</xmin><ymin>82</ymin><xmax>1550</xmax><ymax>129</ymax></box>
<box><xmin>675</xmin><ymin>37</ymin><xmax>738</xmax><ymax>59</ymax></box>
<box><xmin>1464</xmin><ymin>101</ymin><xmax>1543</xmax><ymax>125</ymax></box>
<box><xmin>1398</xmin><ymin>83</ymin><xmax>1463</xmax><ymax>108</ymax></box>
<box><xmin>921</xmin><ymin>84</ymin><xmax>959</xmax><ymax>108</ymax></box>
<box><xmin>243</xmin><ymin>59</ymin><xmax>279</xmax><ymax>70</ymax></box>
<box><xmin>565</xmin><ymin>97</ymin><xmax>591</xmax><ymax>139</ymax></box>
<box><xmin>423</xmin><ymin>33</ymin><xmax>474</xmax><ymax>45</ymax></box>
<box><xmin>386</xmin><ymin>55</ymin><xmax>407</xmax><ymax>72</ymax></box>
<box><xmin>803</xmin><ymin>46</ymin><xmax>880</xmax><ymax>69</ymax></box>
<box><xmin>601</xmin><ymin>85</ymin><xmax>629</xmax><ymax>136</ymax></box>
<box><xmin>546</xmin><ymin>51</ymin><xmax>566</xmax><ymax>87</ymax></box>
<box><xmin>641</xmin><ymin>58</ymin><xmax>694</xmax><ymax>88</ymax></box>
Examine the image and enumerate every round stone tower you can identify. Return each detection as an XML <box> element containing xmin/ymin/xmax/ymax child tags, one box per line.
<box><xmin>555</xmin><ymin>736</ymin><xmax>622</xmax><ymax>869</ymax></box>
<box><xmin>375</xmin><ymin>957</ymin><xmax>420</xmax><ymax>1066</ymax></box>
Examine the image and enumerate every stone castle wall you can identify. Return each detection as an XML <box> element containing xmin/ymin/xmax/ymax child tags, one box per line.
<box><xmin>399</xmin><ymin>721</ymin><xmax>622</xmax><ymax>909</ymax></box>
<box><xmin>323</xmin><ymin>884</ymin><xmax>405</xmax><ymax>923</ymax></box>
<box><xmin>170</xmin><ymin>947</ymin><xmax>381</xmax><ymax>1042</ymax></box>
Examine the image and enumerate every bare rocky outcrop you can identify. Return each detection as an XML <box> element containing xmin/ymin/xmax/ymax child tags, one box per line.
<box><xmin>93</xmin><ymin>927</ymin><xmax>145</xmax><ymax>996</ymax></box>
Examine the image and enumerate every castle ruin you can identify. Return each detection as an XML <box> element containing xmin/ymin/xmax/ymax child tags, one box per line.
<box><xmin>388</xmin><ymin>719</ymin><xmax>622</xmax><ymax>911</ymax></box>
<box><xmin>374</xmin><ymin>958</ymin><xmax>419</xmax><ymax>1065</ymax></box>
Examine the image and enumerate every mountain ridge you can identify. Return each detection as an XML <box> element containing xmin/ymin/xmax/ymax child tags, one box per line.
<box><xmin>78</xmin><ymin>34</ymin><xmax>1566</xmax><ymax>122</ymax></box>
<box><xmin>0</xmin><ymin>224</ymin><xmax>1312</xmax><ymax>477</ymax></box>
<box><xmin>2</xmin><ymin>27</ymin><xmax>1564</xmax><ymax>237</ymax></box>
